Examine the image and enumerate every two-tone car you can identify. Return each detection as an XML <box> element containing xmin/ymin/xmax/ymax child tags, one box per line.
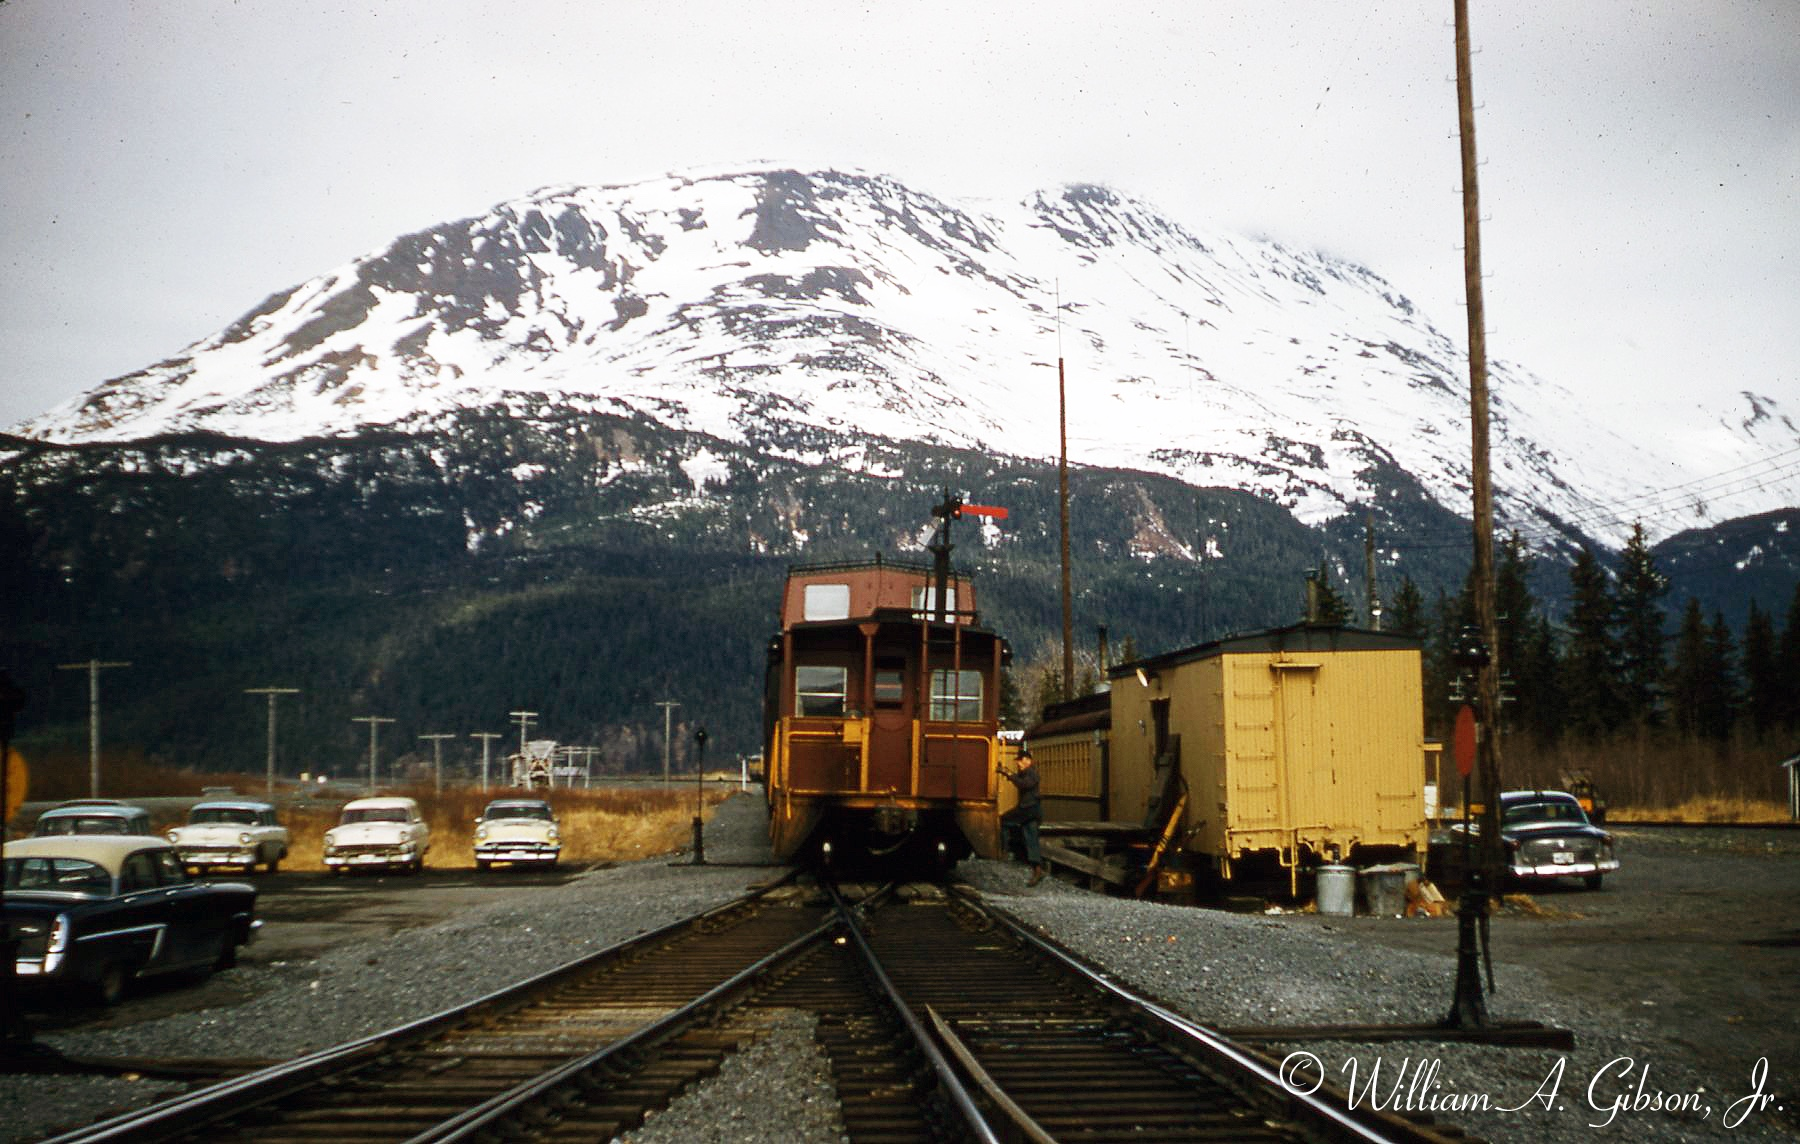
<box><xmin>322</xmin><ymin>796</ymin><xmax>430</xmax><ymax>874</ymax></box>
<box><xmin>1499</xmin><ymin>790</ymin><xmax>1620</xmax><ymax>890</ymax></box>
<box><xmin>32</xmin><ymin>799</ymin><xmax>153</xmax><ymax>837</ymax></box>
<box><xmin>3</xmin><ymin>835</ymin><xmax>259</xmax><ymax>1005</ymax></box>
<box><xmin>166</xmin><ymin>799</ymin><xmax>290</xmax><ymax>874</ymax></box>
<box><xmin>473</xmin><ymin>798</ymin><xmax>561</xmax><ymax>869</ymax></box>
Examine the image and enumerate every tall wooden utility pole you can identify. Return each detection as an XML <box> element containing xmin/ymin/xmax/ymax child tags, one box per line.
<box><xmin>1446</xmin><ymin>0</ymin><xmax>1504</xmax><ymax>1031</ymax></box>
<box><xmin>245</xmin><ymin>686</ymin><xmax>300</xmax><ymax>799</ymax></box>
<box><xmin>1364</xmin><ymin>512</ymin><xmax>1382</xmax><ymax>630</ymax></box>
<box><xmin>57</xmin><ymin>659</ymin><xmax>129</xmax><ymax>798</ymax></box>
<box><xmin>470</xmin><ymin>732</ymin><xmax>503</xmax><ymax>791</ymax></box>
<box><xmin>656</xmin><ymin>700</ymin><xmax>680</xmax><ymax>783</ymax></box>
<box><xmin>1455</xmin><ymin>0</ymin><xmax>1503</xmax><ymax>877</ymax></box>
<box><xmin>420</xmin><ymin>733</ymin><xmax>455</xmax><ymax>794</ymax></box>
<box><xmin>1056</xmin><ymin>285</ymin><xmax>1075</xmax><ymax>701</ymax></box>
<box><xmin>351</xmin><ymin>716</ymin><xmax>395</xmax><ymax>794</ymax></box>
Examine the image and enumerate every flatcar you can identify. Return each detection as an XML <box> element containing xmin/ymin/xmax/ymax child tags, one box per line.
<box><xmin>764</xmin><ymin>494</ymin><xmax>1013</xmax><ymax>870</ymax></box>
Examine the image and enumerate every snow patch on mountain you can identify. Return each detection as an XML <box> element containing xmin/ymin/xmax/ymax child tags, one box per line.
<box><xmin>12</xmin><ymin>167</ymin><xmax>1796</xmax><ymax>548</ymax></box>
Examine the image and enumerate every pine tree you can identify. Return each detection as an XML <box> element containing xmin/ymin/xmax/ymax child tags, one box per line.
<box><xmin>1614</xmin><ymin>522</ymin><xmax>1669</xmax><ymax>726</ymax></box>
<box><xmin>1701</xmin><ymin>611</ymin><xmax>1740</xmax><ymax>742</ymax></box>
<box><xmin>1306</xmin><ymin>567</ymin><xmax>1352</xmax><ymax>625</ymax></box>
<box><xmin>1388</xmin><ymin>578</ymin><xmax>1427</xmax><ymax>639</ymax></box>
<box><xmin>1493</xmin><ymin>534</ymin><xmax>1541</xmax><ymax>736</ymax></box>
<box><xmin>1667</xmin><ymin>598</ymin><xmax>1709</xmax><ymax>739</ymax></box>
<box><xmin>1739</xmin><ymin>601</ymin><xmax>1779</xmax><ymax>736</ymax></box>
<box><xmin>1780</xmin><ymin>582</ymin><xmax>1800</xmax><ymax>730</ymax></box>
<box><xmin>1520</xmin><ymin>614</ymin><xmax>1566</xmax><ymax>744</ymax></box>
<box><xmin>1561</xmin><ymin>548</ymin><xmax>1623</xmax><ymax>738</ymax></box>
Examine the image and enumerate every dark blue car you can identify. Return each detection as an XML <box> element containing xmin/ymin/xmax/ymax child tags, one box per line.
<box><xmin>4</xmin><ymin>834</ymin><xmax>259</xmax><ymax>1005</ymax></box>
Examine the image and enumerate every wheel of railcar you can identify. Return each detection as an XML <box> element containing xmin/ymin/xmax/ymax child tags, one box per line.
<box><xmin>1584</xmin><ymin>873</ymin><xmax>1604</xmax><ymax>890</ymax></box>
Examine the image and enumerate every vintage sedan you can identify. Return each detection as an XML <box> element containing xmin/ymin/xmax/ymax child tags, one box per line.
<box><xmin>473</xmin><ymin>798</ymin><xmax>561</xmax><ymax>869</ymax></box>
<box><xmin>3</xmin><ymin>835</ymin><xmax>259</xmax><ymax>1005</ymax></box>
<box><xmin>322</xmin><ymin>796</ymin><xmax>430</xmax><ymax>874</ymax></box>
<box><xmin>32</xmin><ymin>799</ymin><xmax>154</xmax><ymax>837</ymax></box>
<box><xmin>1500</xmin><ymin>790</ymin><xmax>1620</xmax><ymax>890</ymax></box>
<box><xmin>166</xmin><ymin>799</ymin><xmax>290</xmax><ymax>874</ymax></box>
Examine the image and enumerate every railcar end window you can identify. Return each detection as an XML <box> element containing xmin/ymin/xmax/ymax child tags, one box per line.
<box><xmin>803</xmin><ymin>584</ymin><xmax>851</xmax><ymax>621</ymax></box>
<box><xmin>874</xmin><ymin>665</ymin><xmax>905</xmax><ymax>707</ymax></box>
<box><xmin>929</xmin><ymin>669</ymin><xmax>983</xmax><ymax>721</ymax></box>
<box><xmin>796</xmin><ymin>665</ymin><xmax>849</xmax><ymax>717</ymax></box>
<box><xmin>911</xmin><ymin>586</ymin><xmax>956</xmax><ymax>616</ymax></box>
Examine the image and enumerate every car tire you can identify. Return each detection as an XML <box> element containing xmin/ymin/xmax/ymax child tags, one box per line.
<box><xmin>1584</xmin><ymin>873</ymin><xmax>1604</xmax><ymax>891</ymax></box>
<box><xmin>265</xmin><ymin>855</ymin><xmax>281</xmax><ymax>874</ymax></box>
<box><xmin>215</xmin><ymin>939</ymin><xmax>239</xmax><ymax>971</ymax></box>
<box><xmin>88</xmin><ymin>962</ymin><xmax>127</xmax><ymax>1007</ymax></box>
<box><xmin>476</xmin><ymin>859</ymin><xmax>491</xmax><ymax>871</ymax></box>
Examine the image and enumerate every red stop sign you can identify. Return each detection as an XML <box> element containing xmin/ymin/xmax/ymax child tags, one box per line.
<box><xmin>1453</xmin><ymin>705</ymin><xmax>1477</xmax><ymax>777</ymax></box>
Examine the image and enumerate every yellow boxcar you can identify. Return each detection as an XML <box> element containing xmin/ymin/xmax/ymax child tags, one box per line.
<box><xmin>1105</xmin><ymin>625</ymin><xmax>1428</xmax><ymax>891</ymax></box>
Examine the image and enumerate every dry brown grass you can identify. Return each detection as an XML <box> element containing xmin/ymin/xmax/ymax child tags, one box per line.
<box><xmin>1604</xmin><ymin>796</ymin><xmax>1789</xmax><ymax>824</ymax></box>
<box><xmin>279</xmin><ymin>784</ymin><xmax>734</xmax><ymax>871</ymax></box>
<box><xmin>1500</xmin><ymin>730</ymin><xmax>1793</xmax><ymax>821</ymax></box>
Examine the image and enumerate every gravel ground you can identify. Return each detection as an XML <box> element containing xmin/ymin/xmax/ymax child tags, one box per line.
<box><xmin>0</xmin><ymin>793</ymin><xmax>780</xmax><ymax>1144</ymax></box>
<box><xmin>961</xmin><ymin>852</ymin><xmax>1799</xmax><ymax>1144</ymax></box>
<box><xmin>6</xmin><ymin>800</ymin><xmax>1794</xmax><ymax>1143</ymax></box>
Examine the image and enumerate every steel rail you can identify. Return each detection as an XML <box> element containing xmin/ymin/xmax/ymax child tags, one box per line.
<box><xmin>828</xmin><ymin>882</ymin><xmax>1003</xmax><ymax>1144</ymax></box>
<box><xmin>955</xmin><ymin>887</ymin><xmax>1463</xmax><ymax>1144</ymax></box>
<box><xmin>42</xmin><ymin>876</ymin><xmax>795</xmax><ymax>1144</ymax></box>
<box><xmin>405</xmin><ymin>914</ymin><xmax>842</xmax><ymax>1143</ymax></box>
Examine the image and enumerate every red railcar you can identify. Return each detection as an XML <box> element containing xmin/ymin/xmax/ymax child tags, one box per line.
<box><xmin>763</xmin><ymin>499</ymin><xmax>1013</xmax><ymax>868</ymax></box>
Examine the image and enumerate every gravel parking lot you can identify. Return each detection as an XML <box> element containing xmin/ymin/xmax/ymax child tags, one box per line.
<box><xmin>3</xmin><ymin>800</ymin><xmax>1795</xmax><ymax>1143</ymax></box>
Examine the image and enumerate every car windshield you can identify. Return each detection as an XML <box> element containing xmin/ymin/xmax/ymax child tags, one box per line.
<box><xmin>485</xmin><ymin>804</ymin><xmax>551</xmax><ymax>821</ymax></box>
<box><xmin>36</xmin><ymin>816</ymin><xmax>130</xmax><ymax>835</ymax></box>
<box><xmin>4</xmin><ymin>856</ymin><xmax>113</xmax><ymax>895</ymax></box>
<box><xmin>341</xmin><ymin>807</ymin><xmax>409</xmax><ymax>824</ymax></box>
<box><xmin>1503</xmin><ymin>799</ymin><xmax>1589</xmax><ymax>827</ymax></box>
<box><xmin>190</xmin><ymin>808</ymin><xmax>260</xmax><ymax>825</ymax></box>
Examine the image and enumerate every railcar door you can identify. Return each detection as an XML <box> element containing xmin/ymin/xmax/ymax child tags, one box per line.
<box><xmin>865</xmin><ymin>646</ymin><xmax>915</xmax><ymax>796</ymax></box>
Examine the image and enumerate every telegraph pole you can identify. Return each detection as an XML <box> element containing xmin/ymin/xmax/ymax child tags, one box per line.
<box><xmin>470</xmin><ymin>732</ymin><xmax>503</xmax><ymax>791</ymax></box>
<box><xmin>420</xmin><ymin>733</ymin><xmax>455</xmax><ymax>794</ymax></box>
<box><xmin>1364</xmin><ymin>512</ymin><xmax>1382</xmax><ymax>630</ymax></box>
<box><xmin>656</xmin><ymin>700</ymin><xmax>679</xmax><ymax>783</ymax></box>
<box><xmin>1056</xmin><ymin>298</ymin><xmax>1075</xmax><ymax>702</ymax></box>
<box><xmin>351</xmin><ymin>716</ymin><xmax>394</xmax><ymax>794</ymax></box>
<box><xmin>57</xmin><ymin>659</ymin><xmax>129</xmax><ymax>798</ymax></box>
<box><xmin>1445</xmin><ymin>0</ymin><xmax>1503</xmax><ymax>1032</ymax></box>
<box><xmin>245</xmin><ymin>687</ymin><xmax>300</xmax><ymax>800</ymax></box>
<box><xmin>509</xmin><ymin>710</ymin><xmax>538</xmax><ymax>788</ymax></box>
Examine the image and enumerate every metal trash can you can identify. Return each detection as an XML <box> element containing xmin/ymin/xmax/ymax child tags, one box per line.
<box><xmin>1359</xmin><ymin>863</ymin><xmax>1418</xmax><ymax>917</ymax></box>
<box><xmin>1316</xmin><ymin>864</ymin><xmax>1356</xmax><ymax>916</ymax></box>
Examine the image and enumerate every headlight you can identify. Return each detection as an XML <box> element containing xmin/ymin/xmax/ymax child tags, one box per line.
<box><xmin>166</xmin><ymin>829</ymin><xmax>181</xmax><ymax>843</ymax></box>
<box><xmin>324</xmin><ymin>829</ymin><xmax>337</xmax><ymax>845</ymax></box>
<box><xmin>547</xmin><ymin>829</ymin><xmax>559</xmax><ymax>842</ymax></box>
<box><xmin>239</xmin><ymin>832</ymin><xmax>253</xmax><ymax>845</ymax></box>
<box><xmin>475</xmin><ymin>826</ymin><xmax>488</xmax><ymax>840</ymax></box>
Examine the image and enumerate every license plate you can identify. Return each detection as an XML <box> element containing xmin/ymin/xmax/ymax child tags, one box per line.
<box><xmin>1551</xmin><ymin>852</ymin><xmax>1574</xmax><ymax>865</ymax></box>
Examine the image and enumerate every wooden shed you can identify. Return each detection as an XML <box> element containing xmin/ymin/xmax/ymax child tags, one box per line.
<box><xmin>1104</xmin><ymin>624</ymin><xmax>1429</xmax><ymax>891</ymax></box>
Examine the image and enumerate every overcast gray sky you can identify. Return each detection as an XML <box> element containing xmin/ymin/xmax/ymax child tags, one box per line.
<box><xmin>3</xmin><ymin>0</ymin><xmax>1796</xmax><ymax>454</ymax></box>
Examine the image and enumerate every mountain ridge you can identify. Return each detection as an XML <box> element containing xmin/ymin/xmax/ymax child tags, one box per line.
<box><xmin>14</xmin><ymin>166</ymin><xmax>1796</xmax><ymax>553</ymax></box>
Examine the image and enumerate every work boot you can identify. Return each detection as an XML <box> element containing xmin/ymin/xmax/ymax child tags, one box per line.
<box><xmin>1027</xmin><ymin>865</ymin><xmax>1045</xmax><ymax>887</ymax></box>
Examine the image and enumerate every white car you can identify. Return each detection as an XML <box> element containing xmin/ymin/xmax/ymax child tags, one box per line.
<box><xmin>322</xmin><ymin>796</ymin><xmax>430</xmax><ymax>874</ymax></box>
<box><xmin>473</xmin><ymin>798</ymin><xmax>561</xmax><ymax>869</ymax></box>
<box><xmin>167</xmin><ymin>799</ymin><xmax>290</xmax><ymax>874</ymax></box>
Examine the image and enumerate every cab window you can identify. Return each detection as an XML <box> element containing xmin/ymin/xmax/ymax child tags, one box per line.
<box><xmin>152</xmin><ymin>849</ymin><xmax>191</xmax><ymax>885</ymax></box>
<box><xmin>796</xmin><ymin>666</ymin><xmax>849</xmax><ymax>717</ymax></box>
<box><xmin>928</xmin><ymin>669</ymin><xmax>983</xmax><ymax>722</ymax></box>
<box><xmin>120</xmin><ymin>852</ymin><xmax>160</xmax><ymax>893</ymax></box>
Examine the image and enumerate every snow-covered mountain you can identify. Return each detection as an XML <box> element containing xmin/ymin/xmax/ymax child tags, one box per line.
<box><xmin>13</xmin><ymin>167</ymin><xmax>1796</xmax><ymax>549</ymax></box>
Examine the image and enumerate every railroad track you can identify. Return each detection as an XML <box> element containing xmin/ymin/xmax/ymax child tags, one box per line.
<box><xmin>47</xmin><ymin>879</ymin><xmax>1478</xmax><ymax>1143</ymax></box>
